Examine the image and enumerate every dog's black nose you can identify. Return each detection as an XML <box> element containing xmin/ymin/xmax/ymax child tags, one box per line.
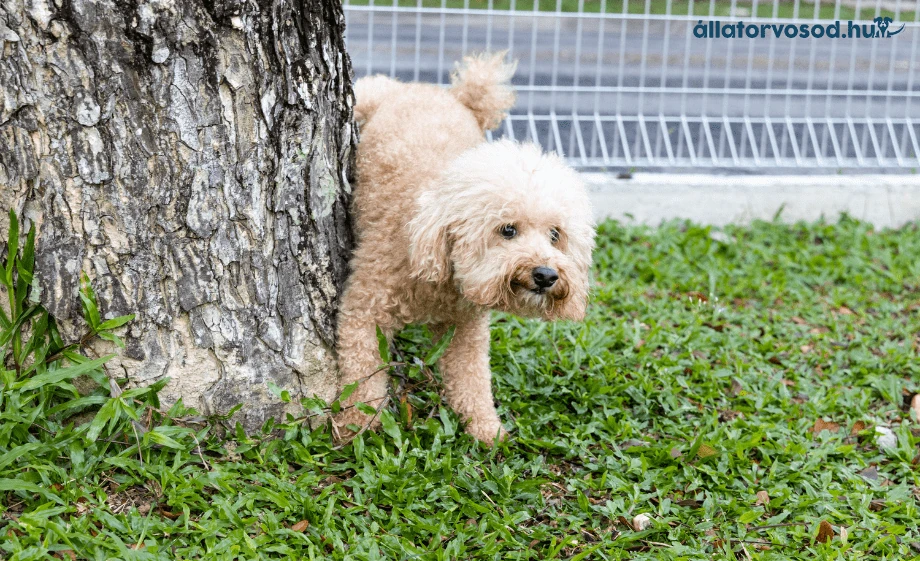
<box><xmin>532</xmin><ymin>266</ymin><xmax>558</xmax><ymax>288</ymax></box>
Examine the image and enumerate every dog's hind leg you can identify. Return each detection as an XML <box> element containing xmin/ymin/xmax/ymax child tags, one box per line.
<box><xmin>436</xmin><ymin>314</ymin><xmax>508</xmax><ymax>444</ymax></box>
<box><xmin>334</xmin><ymin>292</ymin><xmax>394</xmax><ymax>439</ymax></box>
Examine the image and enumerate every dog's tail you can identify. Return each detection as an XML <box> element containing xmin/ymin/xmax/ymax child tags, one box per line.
<box><xmin>449</xmin><ymin>52</ymin><xmax>517</xmax><ymax>132</ymax></box>
<box><xmin>353</xmin><ymin>75</ymin><xmax>400</xmax><ymax>126</ymax></box>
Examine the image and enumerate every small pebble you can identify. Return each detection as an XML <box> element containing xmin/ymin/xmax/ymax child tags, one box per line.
<box><xmin>875</xmin><ymin>426</ymin><xmax>897</xmax><ymax>450</ymax></box>
<box><xmin>632</xmin><ymin>513</ymin><xmax>651</xmax><ymax>531</ymax></box>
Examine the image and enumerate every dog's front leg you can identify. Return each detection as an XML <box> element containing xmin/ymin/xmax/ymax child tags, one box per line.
<box><xmin>334</xmin><ymin>306</ymin><xmax>392</xmax><ymax>439</ymax></box>
<box><xmin>438</xmin><ymin>313</ymin><xmax>508</xmax><ymax>444</ymax></box>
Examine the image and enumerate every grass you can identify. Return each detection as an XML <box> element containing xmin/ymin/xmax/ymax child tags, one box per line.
<box><xmin>2</xmin><ymin>213</ymin><xmax>920</xmax><ymax>560</ymax></box>
<box><xmin>345</xmin><ymin>0</ymin><xmax>915</xmax><ymax>23</ymax></box>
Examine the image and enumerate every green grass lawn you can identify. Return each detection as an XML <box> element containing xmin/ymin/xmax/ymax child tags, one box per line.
<box><xmin>3</xmin><ymin>217</ymin><xmax>920</xmax><ymax>560</ymax></box>
<box><xmin>344</xmin><ymin>0</ymin><xmax>914</xmax><ymax>23</ymax></box>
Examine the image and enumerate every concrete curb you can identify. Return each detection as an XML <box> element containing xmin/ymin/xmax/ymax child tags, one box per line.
<box><xmin>582</xmin><ymin>173</ymin><xmax>920</xmax><ymax>228</ymax></box>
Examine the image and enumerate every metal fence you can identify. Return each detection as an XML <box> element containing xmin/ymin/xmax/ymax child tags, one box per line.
<box><xmin>343</xmin><ymin>0</ymin><xmax>920</xmax><ymax>171</ymax></box>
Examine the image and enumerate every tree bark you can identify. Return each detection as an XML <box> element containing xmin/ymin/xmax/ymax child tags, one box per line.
<box><xmin>0</xmin><ymin>0</ymin><xmax>356</xmax><ymax>429</ymax></box>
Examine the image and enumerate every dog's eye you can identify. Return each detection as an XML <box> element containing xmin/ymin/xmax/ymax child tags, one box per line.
<box><xmin>549</xmin><ymin>228</ymin><xmax>560</xmax><ymax>244</ymax></box>
<box><xmin>500</xmin><ymin>224</ymin><xmax>517</xmax><ymax>239</ymax></box>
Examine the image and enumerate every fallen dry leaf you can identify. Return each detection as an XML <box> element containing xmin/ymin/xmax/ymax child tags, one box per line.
<box><xmin>837</xmin><ymin>306</ymin><xmax>855</xmax><ymax>315</ymax></box>
<box><xmin>858</xmin><ymin>465</ymin><xmax>879</xmax><ymax>481</ymax></box>
<box><xmin>816</xmin><ymin>520</ymin><xmax>834</xmax><ymax>543</ymax></box>
<box><xmin>851</xmin><ymin>420</ymin><xmax>867</xmax><ymax>435</ymax></box>
<box><xmin>53</xmin><ymin>551</ymin><xmax>76</xmax><ymax>561</ymax></box>
<box><xmin>291</xmin><ymin>520</ymin><xmax>309</xmax><ymax>532</ymax></box>
<box><xmin>719</xmin><ymin>409</ymin><xmax>743</xmax><ymax>422</ymax></box>
<box><xmin>74</xmin><ymin>497</ymin><xmax>90</xmax><ymax>517</ymax></box>
<box><xmin>158</xmin><ymin>507</ymin><xmax>181</xmax><ymax>520</ymax></box>
<box><xmin>696</xmin><ymin>444</ymin><xmax>718</xmax><ymax>459</ymax></box>
<box><xmin>730</xmin><ymin>379</ymin><xmax>744</xmax><ymax>396</ymax></box>
<box><xmin>791</xmin><ymin>316</ymin><xmax>809</xmax><ymax>325</ymax></box>
<box><xmin>754</xmin><ymin>490</ymin><xmax>770</xmax><ymax>506</ymax></box>
<box><xmin>669</xmin><ymin>447</ymin><xmax>682</xmax><ymax>458</ymax></box>
<box><xmin>911</xmin><ymin>395</ymin><xmax>920</xmax><ymax>424</ymax></box>
<box><xmin>675</xmin><ymin>499</ymin><xmax>702</xmax><ymax>508</ymax></box>
<box><xmin>811</xmin><ymin>419</ymin><xmax>841</xmax><ymax>434</ymax></box>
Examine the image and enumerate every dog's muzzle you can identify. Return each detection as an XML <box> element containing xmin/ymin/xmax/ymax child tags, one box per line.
<box><xmin>531</xmin><ymin>266</ymin><xmax>558</xmax><ymax>292</ymax></box>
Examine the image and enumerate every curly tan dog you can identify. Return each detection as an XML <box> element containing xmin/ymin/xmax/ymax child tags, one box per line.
<box><xmin>335</xmin><ymin>53</ymin><xmax>595</xmax><ymax>443</ymax></box>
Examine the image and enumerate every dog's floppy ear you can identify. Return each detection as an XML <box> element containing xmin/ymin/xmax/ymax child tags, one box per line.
<box><xmin>407</xmin><ymin>192</ymin><xmax>452</xmax><ymax>283</ymax></box>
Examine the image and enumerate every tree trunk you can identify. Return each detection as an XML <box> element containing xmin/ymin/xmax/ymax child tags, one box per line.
<box><xmin>0</xmin><ymin>0</ymin><xmax>356</xmax><ymax>429</ymax></box>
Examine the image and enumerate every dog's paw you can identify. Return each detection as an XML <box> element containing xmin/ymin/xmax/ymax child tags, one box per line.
<box><xmin>465</xmin><ymin>417</ymin><xmax>509</xmax><ymax>445</ymax></box>
<box><xmin>333</xmin><ymin>409</ymin><xmax>380</xmax><ymax>442</ymax></box>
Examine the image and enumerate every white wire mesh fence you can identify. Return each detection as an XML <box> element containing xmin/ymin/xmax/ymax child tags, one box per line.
<box><xmin>343</xmin><ymin>1</ymin><xmax>920</xmax><ymax>171</ymax></box>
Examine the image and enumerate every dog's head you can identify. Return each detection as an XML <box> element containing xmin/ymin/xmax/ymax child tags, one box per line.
<box><xmin>408</xmin><ymin>140</ymin><xmax>595</xmax><ymax>321</ymax></box>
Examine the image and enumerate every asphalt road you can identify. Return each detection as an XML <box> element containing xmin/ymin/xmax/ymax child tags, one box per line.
<box><xmin>343</xmin><ymin>10</ymin><xmax>919</xmax><ymax>168</ymax></box>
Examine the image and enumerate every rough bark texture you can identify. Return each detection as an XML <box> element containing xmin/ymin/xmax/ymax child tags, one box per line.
<box><xmin>0</xmin><ymin>0</ymin><xmax>356</xmax><ymax>429</ymax></box>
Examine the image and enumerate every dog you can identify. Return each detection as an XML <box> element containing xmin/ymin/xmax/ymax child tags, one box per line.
<box><xmin>334</xmin><ymin>53</ymin><xmax>595</xmax><ymax>443</ymax></box>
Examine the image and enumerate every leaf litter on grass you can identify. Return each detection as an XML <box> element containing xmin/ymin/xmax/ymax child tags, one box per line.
<box><xmin>2</xmin><ymin>216</ymin><xmax>920</xmax><ymax>559</ymax></box>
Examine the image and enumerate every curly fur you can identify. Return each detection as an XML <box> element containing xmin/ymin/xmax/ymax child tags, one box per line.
<box><xmin>449</xmin><ymin>51</ymin><xmax>517</xmax><ymax>130</ymax></box>
<box><xmin>335</xmin><ymin>53</ymin><xmax>595</xmax><ymax>444</ymax></box>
